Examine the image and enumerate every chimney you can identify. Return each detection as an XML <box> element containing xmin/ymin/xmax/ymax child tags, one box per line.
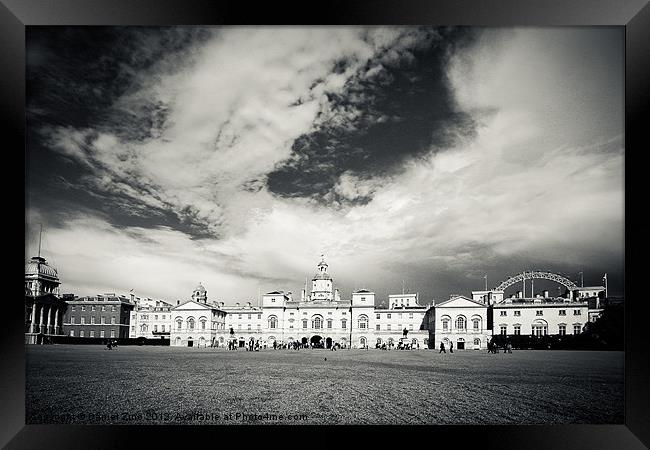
<box><xmin>247</xmin><ymin>302</ymin><xmax>251</xmax><ymax>307</ymax></box>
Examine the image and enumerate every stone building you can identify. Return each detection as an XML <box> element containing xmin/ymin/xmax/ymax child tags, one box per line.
<box><xmin>25</xmin><ymin>255</ymin><xmax>68</xmax><ymax>344</ymax></box>
<box><xmin>429</xmin><ymin>295</ymin><xmax>492</xmax><ymax>350</ymax></box>
<box><xmin>129</xmin><ymin>296</ymin><xmax>174</xmax><ymax>340</ymax></box>
<box><xmin>169</xmin><ymin>284</ymin><xmax>228</xmax><ymax>347</ymax></box>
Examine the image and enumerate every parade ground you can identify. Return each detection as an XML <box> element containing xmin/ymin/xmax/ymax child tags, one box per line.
<box><xmin>26</xmin><ymin>345</ymin><xmax>624</xmax><ymax>425</ymax></box>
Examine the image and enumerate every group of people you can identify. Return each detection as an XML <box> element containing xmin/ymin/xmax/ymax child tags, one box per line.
<box><xmin>488</xmin><ymin>342</ymin><xmax>513</xmax><ymax>353</ymax></box>
<box><xmin>439</xmin><ymin>341</ymin><xmax>454</xmax><ymax>353</ymax></box>
<box><xmin>376</xmin><ymin>341</ymin><xmax>420</xmax><ymax>350</ymax></box>
<box><xmin>105</xmin><ymin>339</ymin><xmax>118</xmax><ymax>350</ymax></box>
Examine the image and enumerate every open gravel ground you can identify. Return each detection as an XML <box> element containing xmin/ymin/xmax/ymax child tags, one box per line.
<box><xmin>26</xmin><ymin>345</ymin><xmax>623</xmax><ymax>425</ymax></box>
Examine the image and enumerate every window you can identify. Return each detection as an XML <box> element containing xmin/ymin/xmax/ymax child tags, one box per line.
<box><xmin>140</xmin><ymin>324</ymin><xmax>148</xmax><ymax>332</ymax></box>
<box><xmin>409</xmin><ymin>313</ymin><xmax>413</xmax><ymax>319</ymax></box>
<box><xmin>327</xmin><ymin>319</ymin><xmax>332</xmax><ymax>329</ymax></box>
<box><xmin>387</xmin><ymin>313</ymin><xmax>391</xmax><ymax>319</ymax></box>
<box><xmin>271</xmin><ymin>298</ymin><xmax>275</xmax><ymax>303</ymax></box>
<box><xmin>80</xmin><ymin>330</ymin><xmax>84</xmax><ymax>337</ymax></box>
<box><xmin>202</xmin><ymin>321</ymin><xmax>206</xmax><ymax>330</ymax></box>
<box><xmin>358</xmin><ymin>315</ymin><xmax>368</xmax><ymax>329</ymax></box>
<box><xmin>258</xmin><ymin>314</ymin><xmax>262</xmax><ymax>319</ymax></box>
<box><xmin>101</xmin><ymin>306</ymin><xmax>106</xmax><ymax>311</ymax></box>
<box><xmin>100</xmin><ymin>331</ymin><xmax>105</xmax><ymax>338</ymax></box>
<box><xmin>376</xmin><ymin>324</ymin><xmax>381</xmax><ymax>330</ymax></box>
<box><xmin>574</xmin><ymin>310</ymin><xmax>581</xmax><ymax>316</ymax></box>
<box><xmin>313</xmin><ymin>317</ymin><xmax>323</xmax><ymax>329</ymax></box>
<box><xmin>559</xmin><ymin>310</ymin><xmax>566</xmax><ymax>316</ymax></box>
<box><xmin>111</xmin><ymin>330</ymin><xmax>115</xmax><ymax>338</ymax></box>
<box><xmin>238</xmin><ymin>314</ymin><xmax>242</xmax><ymax>319</ymax></box>
<box><xmin>176</xmin><ymin>320</ymin><xmax>182</xmax><ymax>330</ymax></box>
<box><xmin>81</xmin><ymin>317</ymin><xmax>86</xmax><ymax>325</ymax></box>
<box><xmin>409</xmin><ymin>324</ymin><xmax>413</xmax><ymax>331</ymax></box>
<box><xmin>398</xmin><ymin>313</ymin><xmax>403</xmax><ymax>319</ymax></box>
<box><xmin>69</xmin><ymin>330</ymin><xmax>74</xmax><ymax>336</ymax></box>
<box><xmin>455</xmin><ymin>317</ymin><xmax>466</xmax><ymax>330</ymax></box>
<box><xmin>71</xmin><ymin>306</ymin><xmax>76</xmax><ymax>311</ymax></box>
<box><xmin>111</xmin><ymin>317</ymin><xmax>116</xmax><ymax>324</ymax></box>
<box><xmin>398</xmin><ymin>324</ymin><xmax>402</xmax><ymax>330</ymax></box>
<box><xmin>238</xmin><ymin>324</ymin><xmax>242</xmax><ymax>330</ymax></box>
<box><xmin>81</xmin><ymin>306</ymin><xmax>86</xmax><ymax>311</ymax></box>
<box><xmin>302</xmin><ymin>319</ymin><xmax>308</xmax><ymax>329</ymax></box>
<box><xmin>442</xmin><ymin>320</ymin><xmax>449</xmax><ymax>331</ymax></box>
<box><xmin>500</xmin><ymin>311</ymin><xmax>507</xmax><ymax>316</ymax></box>
<box><xmin>514</xmin><ymin>311</ymin><xmax>521</xmax><ymax>316</ymax></box>
<box><xmin>162</xmin><ymin>325</ymin><xmax>165</xmax><ymax>332</ymax></box>
<box><xmin>257</xmin><ymin>324</ymin><xmax>261</xmax><ymax>330</ymax></box>
<box><xmin>360</xmin><ymin>297</ymin><xmax>366</xmax><ymax>301</ymax></box>
<box><xmin>188</xmin><ymin>318</ymin><xmax>195</xmax><ymax>330</ymax></box>
<box><xmin>247</xmin><ymin>324</ymin><xmax>251</xmax><ymax>330</ymax></box>
<box><xmin>269</xmin><ymin>316</ymin><xmax>278</xmax><ymax>329</ymax></box>
<box><xmin>532</xmin><ymin>324</ymin><xmax>548</xmax><ymax>336</ymax></box>
<box><xmin>341</xmin><ymin>319</ymin><xmax>347</xmax><ymax>329</ymax></box>
<box><xmin>500</xmin><ymin>325</ymin><xmax>507</xmax><ymax>335</ymax></box>
<box><xmin>248</xmin><ymin>314</ymin><xmax>251</xmax><ymax>319</ymax></box>
<box><xmin>559</xmin><ymin>325</ymin><xmax>566</xmax><ymax>336</ymax></box>
<box><xmin>514</xmin><ymin>325</ymin><xmax>521</xmax><ymax>335</ymax></box>
<box><xmin>154</xmin><ymin>315</ymin><xmax>158</xmax><ymax>320</ymax></box>
<box><xmin>112</xmin><ymin>306</ymin><xmax>116</xmax><ymax>312</ymax></box>
<box><xmin>387</xmin><ymin>324</ymin><xmax>391</xmax><ymax>331</ymax></box>
<box><xmin>573</xmin><ymin>324</ymin><xmax>582</xmax><ymax>335</ymax></box>
<box><xmin>536</xmin><ymin>310</ymin><xmax>543</xmax><ymax>316</ymax></box>
<box><xmin>91</xmin><ymin>306</ymin><xmax>95</xmax><ymax>311</ymax></box>
<box><xmin>90</xmin><ymin>316</ymin><xmax>95</xmax><ymax>324</ymax></box>
<box><xmin>376</xmin><ymin>314</ymin><xmax>381</xmax><ymax>319</ymax></box>
<box><xmin>473</xmin><ymin>319</ymin><xmax>480</xmax><ymax>331</ymax></box>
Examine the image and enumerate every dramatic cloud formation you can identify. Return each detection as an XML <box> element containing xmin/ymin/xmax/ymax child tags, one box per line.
<box><xmin>26</xmin><ymin>27</ymin><xmax>624</xmax><ymax>304</ymax></box>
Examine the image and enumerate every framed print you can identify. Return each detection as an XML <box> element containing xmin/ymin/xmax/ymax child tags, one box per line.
<box><xmin>3</xmin><ymin>0</ymin><xmax>649</xmax><ymax>448</ymax></box>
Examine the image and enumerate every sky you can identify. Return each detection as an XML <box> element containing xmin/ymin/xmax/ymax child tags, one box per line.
<box><xmin>25</xmin><ymin>26</ymin><xmax>624</xmax><ymax>306</ymax></box>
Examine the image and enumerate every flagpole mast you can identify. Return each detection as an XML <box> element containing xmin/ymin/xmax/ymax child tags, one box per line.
<box><xmin>38</xmin><ymin>223</ymin><xmax>43</xmax><ymax>258</ymax></box>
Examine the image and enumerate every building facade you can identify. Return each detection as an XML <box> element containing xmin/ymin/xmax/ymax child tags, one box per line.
<box><xmin>25</xmin><ymin>256</ymin><xmax>68</xmax><ymax>344</ymax></box>
<box><xmin>62</xmin><ymin>294</ymin><xmax>135</xmax><ymax>339</ymax></box>
<box><xmin>170</xmin><ymin>284</ymin><xmax>228</xmax><ymax>347</ymax></box>
<box><xmin>492</xmin><ymin>297</ymin><xmax>589</xmax><ymax>337</ymax></box>
<box><xmin>129</xmin><ymin>296</ymin><xmax>174</xmax><ymax>340</ymax></box>
<box><xmin>429</xmin><ymin>295</ymin><xmax>492</xmax><ymax>350</ymax></box>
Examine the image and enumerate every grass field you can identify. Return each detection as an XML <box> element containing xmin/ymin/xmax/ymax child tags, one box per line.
<box><xmin>26</xmin><ymin>345</ymin><xmax>624</xmax><ymax>425</ymax></box>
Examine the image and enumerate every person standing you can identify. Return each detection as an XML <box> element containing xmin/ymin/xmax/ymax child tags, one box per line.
<box><xmin>439</xmin><ymin>342</ymin><xmax>446</xmax><ymax>353</ymax></box>
<box><xmin>449</xmin><ymin>341</ymin><xmax>454</xmax><ymax>353</ymax></box>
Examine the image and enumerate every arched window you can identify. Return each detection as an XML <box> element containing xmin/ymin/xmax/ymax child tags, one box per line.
<box><xmin>359</xmin><ymin>337</ymin><xmax>367</xmax><ymax>347</ymax></box>
<box><xmin>199</xmin><ymin>316</ymin><xmax>207</xmax><ymax>330</ymax></box>
<box><xmin>187</xmin><ymin>317</ymin><xmax>195</xmax><ymax>330</ymax></box>
<box><xmin>140</xmin><ymin>324</ymin><xmax>148</xmax><ymax>332</ymax></box>
<box><xmin>441</xmin><ymin>316</ymin><xmax>451</xmax><ymax>331</ymax></box>
<box><xmin>358</xmin><ymin>315</ymin><xmax>368</xmax><ymax>329</ymax></box>
<box><xmin>175</xmin><ymin>317</ymin><xmax>183</xmax><ymax>330</ymax></box>
<box><xmin>269</xmin><ymin>316</ymin><xmax>278</xmax><ymax>329</ymax></box>
<box><xmin>472</xmin><ymin>316</ymin><xmax>481</xmax><ymax>331</ymax></box>
<box><xmin>455</xmin><ymin>316</ymin><xmax>466</xmax><ymax>330</ymax></box>
<box><xmin>312</xmin><ymin>316</ymin><xmax>323</xmax><ymax>329</ymax></box>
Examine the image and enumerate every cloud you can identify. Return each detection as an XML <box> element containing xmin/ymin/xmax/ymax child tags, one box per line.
<box><xmin>28</xmin><ymin>27</ymin><xmax>624</xmax><ymax>302</ymax></box>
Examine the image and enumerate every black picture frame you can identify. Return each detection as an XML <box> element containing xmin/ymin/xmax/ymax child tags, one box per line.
<box><xmin>3</xmin><ymin>0</ymin><xmax>648</xmax><ymax>448</ymax></box>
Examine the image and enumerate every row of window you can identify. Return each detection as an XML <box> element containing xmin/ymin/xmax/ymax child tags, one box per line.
<box><xmin>498</xmin><ymin>324</ymin><xmax>582</xmax><ymax>336</ymax></box>
<box><xmin>376</xmin><ymin>324</ymin><xmax>415</xmax><ymax>331</ymax></box>
<box><xmin>376</xmin><ymin>312</ymin><xmax>419</xmax><ymax>319</ymax></box>
<box><xmin>498</xmin><ymin>309</ymin><xmax>582</xmax><ymax>317</ymax></box>
<box><xmin>69</xmin><ymin>316</ymin><xmax>119</xmax><ymax>324</ymax></box>
<box><xmin>70</xmin><ymin>330</ymin><xmax>115</xmax><ymax>338</ymax></box>
<box><xmin>71</xmin><ymin>305</ymin><xmax>118</xmax><ymax>312</ymax></box>
<box><xmin>139</xmin><ymin>314</ymin><xmax>168</xmax><ymax>320</ymax></box>
<box><xmin>136</xmin><ymin>324</ymin><xmax>168</xmax><ymax>332</ymax></box>
<box><xmin>441</xmin><ymin>317</ymin><xmax>481</xmax><ymax>332</ymax></box>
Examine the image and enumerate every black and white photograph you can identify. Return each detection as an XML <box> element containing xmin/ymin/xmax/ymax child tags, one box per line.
<box><xmin>24</xmin><ymin>25</ymin><xmax>625</xmax><ymax>426</ymax></box>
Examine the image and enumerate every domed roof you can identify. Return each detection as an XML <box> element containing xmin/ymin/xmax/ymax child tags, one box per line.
<box><xmin>194</xmin><ymin>283</ymin><xmax>206</xmax><ymax>293</ymax></box>
<box><xmin>25</xmin><ymin>256</ymin><xmax>59</xmax><ymax>280</ymax></box>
